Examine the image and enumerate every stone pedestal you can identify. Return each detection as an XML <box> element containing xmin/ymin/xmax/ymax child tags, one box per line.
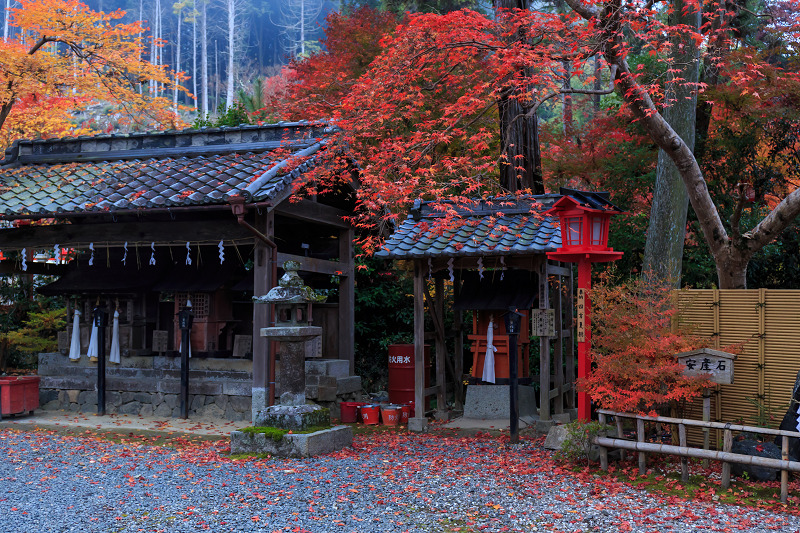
<box><xmin>260</xmin><ymin>325</ymin><xmax>321</xmax><ymax>406</ymax></box>
<box><xmin>463</xmin><ymin>384</ymin><xmax>537</xmax><ymax>419</ymax></box>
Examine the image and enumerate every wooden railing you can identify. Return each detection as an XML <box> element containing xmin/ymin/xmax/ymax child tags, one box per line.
<box><xmin>594</xmin><ymin>409</ymin><xmax>800</xmax><ymax>503</ymax></box>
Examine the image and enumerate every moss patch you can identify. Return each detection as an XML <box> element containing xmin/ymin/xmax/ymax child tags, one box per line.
<box><xmin>239</xmin><ymin>424</ymin><xmax>333</xmax><ymax>442</ymax></box>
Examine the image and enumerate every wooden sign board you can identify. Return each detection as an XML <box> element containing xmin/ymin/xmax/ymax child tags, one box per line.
<box><xmin>532</xmin><ymin>309</ymin><xmax>556</xmax><ymax>337</ymax></box>
<box><xmin>304</xmin><ymin>336</ymin><xmax>323</xmax><ymax>358</ymax></box>
<box><xmin>576</xmin><ymin>288</ymin><xmax>586</xmax><ymax>343</ymax></box>
<box><xmin>152</xmin><ymin>330</ymin><xmax>169</xmax><ymax>353</ymax></box>
<box><xmin>675</xmin><ymin>348</ymin><xmax>736</xmax><ymax>385</ymax></box>
<box><xmin>233</xmin><ymin>335</ymin><xmax>253</xmax><ymax>358</ymax></box>
<box><xmin>57</xmin><ymin>331</ymin><xmax>70</xmax><ymax>354</ymax></box>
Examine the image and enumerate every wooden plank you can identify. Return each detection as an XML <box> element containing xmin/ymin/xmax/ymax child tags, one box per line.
<box><xmin>338</xmin><ymin>228</ymin><xmax>355</xmax><ymax>372</ymax></box>
<box><xmin>251</xmin><ymin>210</ymin><xmax>274</xmax><ymax>411</ymax></box>
<box><xmin>553</xmin><ymin>267</ymin><xmax>564</xmax><ymax>414</ymax></box>
<box><xmin>0</xmin><ymin>219</ymin><xmax>252</xmax><ymax>249</ymax></box>
<box><xmin>539</xmin><ymin>261</ymin><xmax>551</xmax><ymax>421</ymax></box>
<box><xmin>276</xmin><ymin>252</ymin><xmax>351</xmax><ymax>276</ymax></box>
<box><xmin>412</xmin><ymin>261</ymin><xmax>427</xmax><ymax>430</ymax></box>
<box><xmin>434</xmin><ymin>277</ymin><xmax>447</xmax><ymax>417</ymax></box>
<box><xmin>274</xmin><ymin>199</ymin><xmax>351</xmax><ymax>229</ymax></box>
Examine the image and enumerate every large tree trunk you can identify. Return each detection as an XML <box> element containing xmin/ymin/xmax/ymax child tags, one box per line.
<box><xmin>641</xmin><ymin>0</ymin><xmax>701</xmax><ymax>287</ymax></box>
<box><xmin>494</xmin><ymin>0</ymin><xmax>543</xmax><ymax>194</ymax></box>
<box><xmin>173</xmin><ymin>8</ymin><xmax>182</xmax><ymax>113</ymax></box>
<box><xmin>201</xmin><ymin>0</ymin><xmax>209</xmax><ymax>116</ymax></box>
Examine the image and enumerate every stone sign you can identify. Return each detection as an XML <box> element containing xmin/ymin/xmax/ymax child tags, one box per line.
<box><xmin>233</xmin><ymin>335</ymin><xmax>253</xmax><ymax>358</ymax></box>
<box><xmin>675</xmin><ymin>348</ymin><xmax>736</xmax><ymax>385</ymax></box>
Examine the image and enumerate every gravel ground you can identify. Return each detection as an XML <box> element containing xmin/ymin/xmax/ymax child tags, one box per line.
<box><xmin>1</xmin><ymin>428</ymin><xmax>799</xmax><ymax>533</ymax></box>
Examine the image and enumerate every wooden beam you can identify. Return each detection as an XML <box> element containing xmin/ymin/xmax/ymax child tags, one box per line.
<box><xmin>251</xmin><ymin>211</ymin><xmax>274</xmax><ymax>415</ymax></box>
<box><xmin>539</xmin><ymin>260</ymin><xmax>551</xmax><ymax>422</ymax></box>
<box><xmin>0</xmin><ymin>220</ymin><xmax>252</xmax><ymax>249</ymax></box>
<box><xmin>276</xmin><ymin>252</ymin><xmax>352</xmax><ymax>277</ymax></box>
<box><xmin>434</xmin><ymin>277</ymin><xmax>447</xmax><ymax>417</ymax></box>
<box><xmin>273</xmin><ymin>199</ymin><xmax>351</xmax><ymax>229</ymax></box>
<box><xmin>338</xmin><ymin>227</ymin><xmax>355</xmax><ymax>373</ymax></box>
<box><xmin>0</xmin><ymin>262</ymin><xmax>67</xmax><ymax>276</ymax></box>
<box><xmin>546</xmin><ymin>264</ymin><xmax>572</xmax><ymax>277</ymax></box>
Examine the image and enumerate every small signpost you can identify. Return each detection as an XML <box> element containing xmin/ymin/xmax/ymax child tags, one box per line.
<box><xmin>532</xmin><ymin>309</ymin><xmax>556</xmax><ymax>338</ymax></box>
<box><xmin>675</xmin><ymin>348</ymin><xmax>737</xmax><ymax>461</ymax></box>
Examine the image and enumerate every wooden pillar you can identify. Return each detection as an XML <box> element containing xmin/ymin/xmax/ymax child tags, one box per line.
<box><xmin>565</xmin><ymin>265</ymin><xmax>575</xmax><ymax>410</ymax></box>
<box><xmin>553</xmin><ymin>265</ymin><xmax>564</xmax><ymax>415</ymax></box>
<box><xmin>409</xmin><ymin>260</ymin><xmax>428</xmax><ymax>432</ymax></box>
<box><xmin>539</xmin><ymin>260</ymin><xmax>551</xmax><ymax>423</ymax></box>
<box><xmin>338</xmin><ymin>227</ymin><xmax>355</xmax><ymax>373</ymax></box>
<box><xmin>251</xmin><ymin>210</ymin><xmax>274</xmax><ymax>420</ymax></box>
<box><xmin>434</xmin><ymin>276</ymin><xmax>448</xmax><ymax>420</ymax></box>
<box><xmin>453</xmin><ymin>273</ymin><xmax>464</xmax><ymax>411</ymax></box>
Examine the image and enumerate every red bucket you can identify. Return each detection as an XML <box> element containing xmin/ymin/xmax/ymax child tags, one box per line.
<box><xmin>340</xmin><ymin>402</ymin><xmax>365</xmax><ymax>424</ymax></box>
<box><xmin>400</xmin><ymin>404</ymin><xmax>411</xmax><ymax>424</ymax></box>
<box><xmin>360</xmin><ymin>404</ymin><xmax>380</xmax><ymax>425</ymax></box>
<box><xmin>381</xmin><ymin>405</ymin><xmax>401</xmax><ymax>426</ymax></box>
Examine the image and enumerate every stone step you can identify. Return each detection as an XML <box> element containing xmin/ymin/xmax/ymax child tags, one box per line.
<box><xmin>305</xmin><ymin>359</ymin><xmax>350</xmax><ymax>378</ymax></box>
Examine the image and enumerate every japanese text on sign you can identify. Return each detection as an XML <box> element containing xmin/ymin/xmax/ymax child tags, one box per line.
<box><xmin>389</xmin><ymin>356</ymin><xmax>412</xmax><ymax>364</ymax></box>
<box><xmin>676</xmin><ymin>350</ymin><xmax>735</xmax><ymax>385</ymax></box>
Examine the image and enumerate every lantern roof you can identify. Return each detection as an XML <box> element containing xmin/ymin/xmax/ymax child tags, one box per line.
<box><xmin>376</xmin><ymin>195</ymin><xmax>562</xmax><ymax>259</ymax></box>
<box><xmin>544</xmin><ymin>187</ymin><xmax>625</xmax><ymax>215</ymax></box>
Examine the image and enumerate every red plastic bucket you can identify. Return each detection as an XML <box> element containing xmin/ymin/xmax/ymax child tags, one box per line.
<box><xmin>340</xmin><ymin>401</ymin><xmax>366</xmax><ymax>423</ymax></box>
<box><xmin>360</xmin><ymin>404</ymin><xmax>380</xmax><ymax>425</ymax></box>
<box><xmin>381</xmin><ymin>405</ymin><xmax>401</xmax><ymax>426</ymax></box>
<box><xmin>400</xmin><ymin>404</ymin><xmax>411</xmax><ymax>424</ymax></box>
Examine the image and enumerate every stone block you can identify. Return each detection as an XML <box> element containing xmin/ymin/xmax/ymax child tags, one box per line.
<box><xmin>42</xmin><ymin>400</ymin><xmax>61</xmax><ymax>411</ymax></box>
<box><xmin>336</xmin><ymin>376</ymin><xmax>362</xmax><ymax>395</ymax></box>
<box><xmin>195</xmin><ymin>403</ymin><xmax>225</xmax><ymax>420</ymax></box>
<box><xmin>536</xmin><ymin>419</ymin><xmax>556</xmax><ymax>433</ymax></box>
<box><xmin>316</xmin><ymin>386</ymin><xmax>337</xmax><ymax>402</ymax></box>
<box><xmin>552</xmin><ymin>413</ymin><xmax>572</xmax><ymax>424</ymax></box>
<box><xmin>140</xmin><ymin>404</ymin><xmax>154</xmax><ymax>417</ymax></box>
<box><xmin>191</xmin><ymin>395</ymin><xmax>206</xmax><ymax>411</ymax></box>
<box><xmin>119</xmin><ymin>401</ymin><xmax>142</xmax><ymax>415</ymax></box>
<box><xmin>306</xmin><ymin>375</ymin><xmax>337</xmax><ymax>388</ymax></box>
<box><xmin>222</xmin><ymin>382</ymin><xmax>252</xmax><ymax>396</ymax></box>
<box><xmin>134</xmin><ymin>393</ymin><xmax>152</xmax><ymax>404</ymax></box>
<box><xmin>229</xmin><ymin>396</ymin><xmax>251</xmax><ymax>413</ymax></box>
<box><xmin>121</xmin><ymin>392</ymin><xmax>136</xmax><ymax>404</ymax></box>
<box><xmin>408</xmin><ymin>416</ymin><xmax>428</xmax><ymax>433</ymax></box>
<box><xmin>154</xmin><ymin>403</ymin><xmax>172</xmax><ymax>417</ymax></box>
<box><xmin>164</xmin><ymin>394</ymin><xmax>178</xmax><ymax>409</ymax></box>
<box><xmin>68</xmin><ymin>403</ymin><xmax>80</xmax><ymax>412</ymax></box>
<box><xmin>305</xmin><ymin>359</ymin><xmax>349</xmax><ymax>378</ymax></box>
<box><xmin>106</xmin><ymin>391</ymin><xmax>121</xmax><ymax>406</ymax></box>
<box><xmin>230</xmin><ymin>425</ymin><xmax>353</xmax><ymax>458</ymax></box>
<box><xmin>39</xmin><ymin>389</ymin><xmax>59</xmax><ymax>405</ymax></box>
<box><xmin>543</xmin><ymin>425</ymin><xmax>570</xmax><ymax>450</ymax></box>
<box><xmin>66</xmin><ymin>390</ymin><xmax>80</xmax><ymax>404</ymax></box>
<box><xmin>205</xmin><ymin>395</ymin><xmax>217</xmax><ymax>405</ymax></box>
<box><xmin>78</xmin><ymin>390</ymin><xmax>98</xmax><ymax>406</ymax></box>
<box><xmin>215</xmin><ymin>395</ymin><xmax>229</xmax><ymax>410</ymax></box>
<box><xmin>462</xmin><ymin>385</ymin><xmax>537</xmax><ymax>419</ymax></box>
<box><xmin>254</xmin><ymin>404</ymin><xmax>331</xmax><ymax>431</ymax></box>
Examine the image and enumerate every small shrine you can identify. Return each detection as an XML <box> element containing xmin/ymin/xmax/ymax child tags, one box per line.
<box><xmin>377</xmin><ymin>194</ymin><xmax>578</xmax><ymax>431</ymax></box>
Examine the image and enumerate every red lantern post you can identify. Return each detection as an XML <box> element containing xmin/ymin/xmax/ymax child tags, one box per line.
<box><xmin>545</xmin><ymin>189</ymin><xmax>624</xmax><ymax>421</ymax></box>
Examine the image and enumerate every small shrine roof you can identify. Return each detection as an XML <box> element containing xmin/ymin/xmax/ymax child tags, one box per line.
<box><xmin>376</xmin><ymin>195</ymin><xmax>562</xmax><ymax>259</ymax></box>
<box><xmin>0</xmin><ymin>122</ymin><xmax>331</xmax><ymax>218</ymax></box>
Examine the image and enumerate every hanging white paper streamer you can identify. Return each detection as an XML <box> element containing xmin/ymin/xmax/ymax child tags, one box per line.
<box><xmin>477</xmin><ymin>257</ymin><xmax>484</xmax><ymax>279</ymax></box>
<box><xmin>86</xmin><ymin>320</ymin><xmax>99</xmax><ymax>362</ymax></box>
<box><xmin>185</xmin><ymin>242</ymin><xmax>192</xmax><ymax>265</ymax></box>
<box><xmin>68</xmin><ymin>310</ymin><xmax>82</xmax><ymax>361</ymax></box>
<box><xmin>53</xmin><ymin>244</ymin><xmax>60</xmax><ymax>264</ymax></box>
<box><xmin>447</xmin><ymin>258</ymin><xmax>454</xmax><ymax>282</ymax></box>
<box><xmin>89</xmin><ymin>242</ymin><xmax>95</xmax><ymax>266</ymax></box>
<box><xmin>109</xmin><ymin>310</ymin><xmax>121</xmax><ymax>364</ymax></box>
<box><xmin>500</xmin><ymin>256</ymin><xmax>506</xmax><ymax>280</ymax></box>
<box><xmin>21</xmin><ymin>248</ymin><xmax>27</xmax><ymax>271</ymax></box>
<box><xmin>796</xmin><ymin>403</ymin><xmax>800</xmax><ymax>432</ymax></box>
<box><xmin>482</xmin><ymin>318</ymin><xmax>497</xmax><ymax>383</ymax></box>
<box><xmin>121</xmin><ymin>242</ymin><xmax>128</xmax><ymax>266</ymax></box>
<box><xmin>218</xmin><ymin>240</ymin><xmax>225</xmax><ymax>264</ymax></box>
<box><xmin>149</xmin><ymin>242</ymin><xmax>156</xmax><ymax>266</ymax></box>
<box><xmin>428</xmin><ymin>257</ymin><xmax>433</xmax><ymax>280</ymax></box>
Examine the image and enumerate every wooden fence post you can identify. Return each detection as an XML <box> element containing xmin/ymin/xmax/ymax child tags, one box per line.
<box><xmin>782</xmin><ymin>436</ymin><xmax>789</xmax><ymax>504</ymax></box>
<box><xmin>721</xmin><ymin>428</ymin><xmax>732</xmax><ymax>489</ymax></box>
<box><xmin>598</xmin><ymin>413</ymin><xmax>608</xmax><ymax>471</ymax></box>
<box><xmin>679</xmin><ymin>423</ymin><xmax>688</xmax><ymax>482</ymax></box>
<box><xmin>637</xmin><ymin>418</ymin><xmax>646</xmax><ymax>475</ymax></box>
<box><xmin>616</xmin><ymin>416</ymin><xmax>626</xmax><ymax>462</ymax></box>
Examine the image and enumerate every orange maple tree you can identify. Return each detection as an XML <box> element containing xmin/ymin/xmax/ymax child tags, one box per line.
<box><xmin>0</xmin><ymin>0</ymin><xmax>185</xmax><ymax>148</ymax></box>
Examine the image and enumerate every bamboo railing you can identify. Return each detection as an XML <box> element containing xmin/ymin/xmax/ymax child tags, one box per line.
<box><xmin>595</xmin><ymin>409</ymin><xmax>800</xmax><ymax>503</ymax></box>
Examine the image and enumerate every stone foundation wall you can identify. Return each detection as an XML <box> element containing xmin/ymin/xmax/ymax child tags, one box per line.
<box><xmin>37</xmin><ymin>352</ymin><xmax>253</xmax><ymax>421</ymax></box>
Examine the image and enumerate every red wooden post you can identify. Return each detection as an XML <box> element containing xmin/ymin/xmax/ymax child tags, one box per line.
<box><xmin>577</xmin><ymin>258</ymin><xmax>591</xmax><ymax>421</ymax></box>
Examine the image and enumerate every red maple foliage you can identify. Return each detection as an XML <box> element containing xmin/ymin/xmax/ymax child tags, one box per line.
<box><xmin>578</xmin><ymin>273</ymin><xmax>716</xmax><ymax>413</ymax></box>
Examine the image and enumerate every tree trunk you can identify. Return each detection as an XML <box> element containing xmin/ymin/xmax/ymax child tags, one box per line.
<box><xmin>201</xmin><ymin>0</ymin><xmax>208</xmax><ymax>116</ymax></box>
<box><xmin>174</xmin><ymin>8</ymin><xmax>182</xmax><ymax>113</ymax></box>
<box><xmin>192</xmin><ymin>8</ymin><xmax>197</xmax><ymax>110</ymax></box>
<box><xmin>225</xmin><ymin>0</ymin><xmax>235</xmax><ymax>109</ymax></box>
<box><xmin>641</xmin><ymin>0</ymin><xmax>700</xmax><ymax>287</ymax></box>
<box><xmin>494</xmin><ymin>0</ymin><xmax>543</xmax><ymax>194</ymax></box>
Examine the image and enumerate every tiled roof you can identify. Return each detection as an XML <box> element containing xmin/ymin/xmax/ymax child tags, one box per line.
<box><xmin>0</xmin><ymin>122</ymin><xmax>330</xmax><ymax>217</ymax></box>
<box><xmin>376</xmin><ymin>195</ymin><xmax>562</xmax><ymax>259</ymax></box>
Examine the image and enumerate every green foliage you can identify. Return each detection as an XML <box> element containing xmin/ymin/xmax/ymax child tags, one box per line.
<box><xmin>354</xmin><ymin>255</ymin><xmax>414</xmax><ymax>392</ymax></box>
<box><xmin>0</xmin><ymin>274</ymin><xmax>64</xmax><ymax>371</ymax></box>
<box><xmin>192</xmin><ymin>102</ymin><xmax>252</xmax><ymax>129</ymax></box>
<box><xmin>554</xmin><ymin>420</ymin><xmax>613</xmax><ymax>466</ymax></box>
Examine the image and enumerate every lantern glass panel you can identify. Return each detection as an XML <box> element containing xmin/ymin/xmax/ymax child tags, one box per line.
<box><xmin>566</xmin><ymin>217</ymin><xmax>583</xmax><ymax>246</ymax></box>
<box><xmin>591</xmin><ymin>216</ymin><xmax>606</xmax><ymax>246</ymax></box>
